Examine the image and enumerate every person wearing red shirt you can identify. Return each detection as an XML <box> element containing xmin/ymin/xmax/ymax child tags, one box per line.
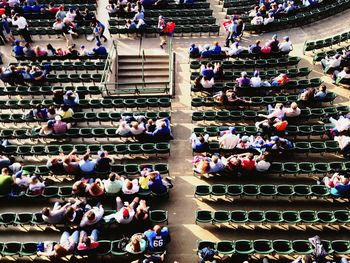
<box><xmin>240</xmin><ymin>153</ymin><xmax>256</xmax><ymax>171</ymax></box>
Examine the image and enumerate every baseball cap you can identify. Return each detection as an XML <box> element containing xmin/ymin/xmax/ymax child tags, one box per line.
<box><xmin>122</xmin><ymin>208</ymin><xmax>129</xmax><ymax>218</ymax></box>
<box><xmin>97</xmin><ymin>150</ymin><xmax>105</xmax><ymax>157</ymax></box>
<box><xmin>271</xmin><ymin>136</ymin><xmax>279</xmax><ymax>141</ymax></box>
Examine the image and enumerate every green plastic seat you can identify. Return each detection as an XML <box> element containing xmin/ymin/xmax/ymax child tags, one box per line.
<box><xmin>310</xmin><ymin>185</ymin><xmax>330</xmax><ymax>197</ymax></box>
<box><xmin>19</xmin><ymin>242</ymin><xmax>38</xmax><ymax>256</ymax></box>
<box><xmin>2</xmin><ymin>242</ymin><xmax>22</xmax><ymax>256</ymax></box>
<box><xmin>14</xmin><ymin>213</ymin><xmax>33</xmax><ymax>225</ymax></box>
<box><xmin>247</xmin><ymin>210</ymin><xmax>265</xmax><ymax>223</ymax></box>
<box><xmin>213</xmin><ymin>210</ymin><xmax>230</xmax><ymax>223</ymax></box>
<box><xmin>195</xmin><ymin>185</ymin><xmax>211</xmax><ymax>197</ymax></box>
<box><xmin>331</xmin><ymin>240</ymin><xmax>350</xmax><ymax>254</ymax></box>
<box><xmin>283</xmin><ymin>162</ymin><xmax>300</xmax><ymax>175</ymax></box>
<box><xmin>317</xmin><ymin>211</ymin><xmax>336</xmax><ymax>223</ymax></box>
<box><xmin>155</xmin><ymin>143</ymin><xmax>170</xmax><ymax>155</ymax></box>
<box><xmin>259</xmin><ymin>185</ymin><xmax>277</xmax><ymax>196</ymax></box>
<box><xmin>310</xmin><ymin>142</ymin><xmax>326</xmax><ymax>153</ymax></box>
<box><xmin>272</xmin><ymin>240</ymin><xmax>293</xmax><ymax>254</ymax></box>
<box><xmin>58</xmin><ymin>186</ymin><xmax>73</xmax><ymax>199</ymax></box>
<box><xmin>299</xmin><ymin>210</ymin><xmax>318</xmax><ymax>223</ymax></box>
<box><xmin>234</xmin><ymin>240</ymin><xmax>254</xmax><ymax>254</ymax></box>
<box><xmin>154</xmin><ymin>163</ymin><xmax>169</xmax><ymax>175</ymax></box>
<box><xmin>298</xmin><ymin>162</ymin><xmax>315</xmax><ymax>174</ymax></box>
<box><xmin>253</xmin><ymin>239</ymin><xmax>274</xmax><ymax>254</ymax></box>
<box><xmin>277</xmin><ymin>185</ymin><xmax>295</xmax><ymax>196</ymax></box>
<box><xmin>294</xmin><ymin>185</ymin><xmax>311</xmax><ymax>196</ymax></box>
<box><xmin>211</xmin><ymin>184</ymin><xmax>227</xmax><ymax>197</ymax></box>
<box><xmin>111</xmin><ymin>240</ymin><xmax>127</xmax><ymax>256</ymax></box>
<box><xmin>0</xmin><ymin>213</ymin><xmax>16</xmax><ymax>226</ymax></box>
<box><xmin>230</xmin><ymin>210</ymin><xmax>248</xmax><ymax>224</ymax></box>
<box><xmin>329</xmin><ymin>162</ymin><xmax>345</xmax><ymax>172</ymax></box>
<box><xmin>334</xmin><ymin>210</ymin><xmax>350</xmax><ymax>223</ymax></box>
<box><xmin>282</xmin><ymin>211</ymin><xmax>301</xmax><ymax>224</ymax></box>
<box><xmin>325</xmin><ymin>140</ymin><xmax>340</xmax><ymax>152</ymax></box>
<box><xmin>42</xmin><ymin>186</ymin><xmax>59</xmax><ymax>198</ymax></box>
<box><xmin>226</xmin><ymin>184</ymin><xmax>243</xmax><ymax>197</ymax></box>
<box><xmin>96</xmin><ymin>240</ymin><xmax>111</xmax><ymax>256</ymax></box>
<box><xmin>149</xmin><ymin>210</ymin><xmax>168</xmax><ymax>224</ymax></box>
<box><xmin>31</xmin><ymin>212</ymin><xmax>45</xmax><ymax>225</ymax></box>
<box><xmin>217</xmin><ymin>241</ymin><xmax>235</xmax><ymax>255</ymax></box>
<box><xmin>198</xmin><ymin>240</ymin><xmax>216</xmax><ymax>250</ymax></box>
<box><xmin>314</xmin><ymin>163</ymin><xmax>330</xmax><ymax>174</ymax></box>
<box><xmin>243</xmin><ymin>184</ymin><xmax>260</xmax><ymax>196</ymax></box>
<box><xmin>292</xmin><ymin>240</ymin><xmax>313</xmax><ymax>254</ymax></box>
<box><xmin>265</xmin><ymin>211</ymin><xmax>283</xmax><ymax>224</ymax></box>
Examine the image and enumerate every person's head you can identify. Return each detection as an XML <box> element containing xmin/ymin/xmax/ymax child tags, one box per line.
<box><xmin>109</xmin><ymin>172</ymin><xmax>116</xmax><ymax>182</ymax></box>
<box><xmin>9</xmin><ymin>156</ymin><xmax>16</xmax><ymax>165</ymax></box>
<box><xmin>25</xmin><ymin>42</ymin><xmax>31</xmax><ymax>49</ymax></box>
<box><xmin>275</xmin><ymin>103</ymin><xmax>284</xmax><ymax>110</ymax></box>
<box><xmin>237</xmin><ymin>19</ymin><xmax>243</xmax><ymax>25</ymax></box>
<box><xmin>86</xmin><ymin>211</ymin><xmax>96</xmax><ymax>222</ymax></box>
<box><xmin>272</xmin><ymin>34</ymin><xmax>278</xmax><ymax>40</ymax></box>
<box><xmin>83</xmin><ymin>153</ymin><xmax>90</xmax><ymax>161</ymax></box>
<box><xmin>15</xmin><ymin>40</ymin><xmax>20</xmax><ymax>46</ymax></box>
<box><xmin>63</xmin><ymin>18</ymin><xmax>70</xmax><ymax>24</ymax></box>
<box><xmin>30</xmin><ymin>175</ymin><xmax>38</xmax><ymax>184</ymax></box>
<box><xmin>211</xmin><ymin>155</ymin><xmax>219</xmax><ymax>164</ymax></box>
<box><xmin>160</xmin><ymin>121</ymin><xmax>166</xmax><ymax>128</ymax></box>
<box><xmin>1</xmin><ymin>168</ymin><xmax>9</xmax><ymax>175</ymax></box>
<box><xmin>241</xmin><ymin>71</ymin><xmax>247</xmax><ymax>78</ymax></box>
<box><xmin>126</xmin><ymin>180</ymin><xmax>133</xmax><ymax>190</ymax></box>
<box><xmin>131</xmin><ymin>236</ymin><xmax>141</xmax><ymax>252</ymax></box>
<box><xmin>42</xmin><ymin>207</ymin><xmax>51</xmax><ymax>217</ymax></box>
<box><xmin>191</xmin><ymin>43</ymin><xmax>196</xmax><ymax>48</ymax></box>
<box><xmin>73</xmin><ymin>181</ymin><xmax>85</xmax><ymax>193</ymax></box>
<box><xmin>36</xmin><ymin>103</ymin><xmax>43</xmax><ymax>111</ymax></box>
<box><xmin>65</xmin><ymin>206</ymin><xmax>74</xmax><ymax>221</ymax></box>
<box><xmin>344</xmin><ymin>67</ymin><xmax>350</xmax><ymax>74</ymax></box>
<box><xmin>253</xmin><ymin>70</ymin><xmax>259</xmax><ymax>77</ymax></box>
<box><xmin>82</xmin><ymin>236</ymin><xmax>92</xmax><ymax>247</ymax></box>
<box><xmin>147</xmin><ymin>119</ymin><xmax>154</xmax><ymax>126</ymax></box>
<box><xmin>284</xmin><ymin>36</ymin><xmax>289</xmax><ymax>42</ymax></box>
<box><xmin>214</xmin><ymin>41</ymin><xmax>219</xmax><ymax>47</ymax></box>
<box><xmin>341</xmin><ymin>177</ymin><xmax>349</xmax><ymax>185</ymax></box>
<box><xmin>247</xmin><ymin>153</ymin><xmax>254</xmax><ymax>160</ymax></box>
<box><xmin>287</xmin><ymin>102</ymin><xmax>297</xmax><ymax>111</ymax></box>
<box><xmin>153</xmin><ymin>225</ymin><xmax>162</xmax><ymax>234</ymax></box>
<box><xmin>132</xmin><ymin>122</ymin><xmax>139</xmax><ymax>129</ymax></box>
<box><xmin>61</xmin><ymin>104</ymin><xmax>70</xmax><ymax>112</ymax></box>
<box><xmin>98</xmin><ymin>150</ymin><xmax>106</xmax><ymax>158</ymax></box>
<box><xmin>90</xmin><ymin>182</ymin><xmax>103</xmax><ymax>195</ymax></box>
<box><xmin>301</xmin><ymin>255</ymin><xmax>312</xmax><ymax>263</ymax></box>
<box><xmin>201</xmin><ymin>160</ymin><xmax>210</xmax><ymax>173</ymax></box>
<box><xmin>136</xmin><ymin>208</ymin><xmax>146</xmax><ymax>220</ymax></box>
<box><xmin>319</xmin><ymin>84</ymin><xmax>327</xmax><ymax>92</ymax></box>
<box><xmin>48</xmin><ymin>106</ymin><xmax>56</xmax><ymax>115</ymax></box>
<box><xmin>55</xmin><ymin>115</ymin><xmax>62</xmax><ymax>123</ymax></box>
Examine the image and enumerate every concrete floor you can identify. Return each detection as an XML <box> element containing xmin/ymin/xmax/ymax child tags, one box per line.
<box><xmin>0</xmin><ymin>0</ymin><xmax>350</xmax><ymax>261</ymax></box>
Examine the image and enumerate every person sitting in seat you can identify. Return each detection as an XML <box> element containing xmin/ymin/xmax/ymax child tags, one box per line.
<box><xmin>200</xmin><ymin>63</ymin><xmax>214</xmax><ymax>79</ymax></box>
<box><xmin>266</xmin><ymin>34</ymin><xmax>280</xmax><ymax>53</ymax></box>
<box><xmin>249</xmin><ymin>40</ymin><xmax>262</xmax><ymax>54</ymax></box>
<box><xmin>285</xmin><ymin>102</ymin><xmax>301</xmax><ymax>118</ymax></box>
<box><xmin>146</xmin><ymin>118</ymin><xmax>173</xmax><ymax>141</ymax></box>
<box><xmin>209</xmin><ymin>41</ymin><xmax>221</xmax><ymax>55</ymax></box>
<box><xmin>125</xmin><ymin>233</ymin><xmax>147</xmax><ymax>254</ymax></box>
<box><xmin>236</xmin><ymin>71</ymin><xmax>251</xmax><ymax>87</ymax></box>
<box><xmin>147</xmin><ymin>171</ymin><xmax>172</xmax><ymax>194</ymax></box>
<box><xmin>42</xmin><ymin>202</ymin><xmax>70</xmax><ymax>224</ymax></box>
<box><xmin>12</xmin><ymin>40</ymin><xmax>24</xmax><ymax>57</ymax></box>
<box><xmin>53</xmin><ymin>115</ymin><xmax>70</xmax><ymax>134</ymax></box>
<box><xmin>92</xmin><ymin>41</ymin><xmax>107</xmax><ymax>56</ymax></box>
<box><xmin>144</xmin><ymin>225</ymin><xmax>170</xmax><ymax>252</ymax></box>
<box><xmin>323</xmin><ymin>172</ymin><xmax>350</xmax><ymax>197</ymax></box>
<box><xmin>79</xmin><ymin>150</ymin><xmax>96</xmax><ymax>174</ymax></box>
<box><xmin>250</xmin><ymin>70</ymin><xmax>271</xmax><ymax>87</ymax></box>
<box><xmin>332</xmin><ymin>66</ymin><xmax>350</xmax><ymax>84</ymax></box>
<box><xmin>95</xmin><ymin>150</ymin><xmax>112</xmax><ymax>173</ymax></box>
<box><xmin>225</xmin><ymin>41</ymin><xmax>244</xmax><ymax>56</ymax></box>
<box><xmin>77</xmin><ymin>229</ymin><xmax>100</xmax><ymax>252</ymax></box>
<box><xmin>122</xmin><ymin>178</ymin><xmax>140</xmax><ymax>194</ymax></box>
<box><xmin>80</xmin><ymin>203</ymin><xmax>104</xmax><ymax>227</ymax></box>
<box><xmin>28</xmin><ymin>175</ymin><xmax>45</xmax><ymax>195</ymax></box>
<box><xmin>219</xmin><ymin>127</ymin><xmax>239</xmax><ymax>149</ymax></box>
<box><xmin>190</xmin><ymin>133</ymin><xmax>209</xmax><ymax>151</ymax></box>
<box><xmin>271</xmin><ymin>73</ymin><xmax>289</xmax><ymax>87</ymax></box>
<box><xmin>279</xmin><ymin>36</ymin><xmax>293</xmax><ymax>54</ymax></box>
<box><xmin>200</xmin><ymin>45</ymin><xmax>212</xmax><ymax>58</ymax></box>
<box><xmin>102</xmin><ymin>172</ymin><xmax>123</xmax><ymax>194</ymax></box>
<box><xmin>37</xmin><ymin>230</ymin><xmax>79</xmax><ymax>257</ymax></box>
<box><xmin>86</xmin><ymin>178</ymin><xmax>105</xmax><ymax>197</ymax></box>
<box><xmin>321</xmin><ymin>54</ymin><xmax>342</xmax><ymax>71</ymax></box>
<box><xmin>103</xmin><ymin>196</ymin><xmax>139</xmax><ymax>224</ymax></box>
<box><xmin>189</xmin><ymin>43</ymin><xmax>199</xmax><ymax>58</ymax></box>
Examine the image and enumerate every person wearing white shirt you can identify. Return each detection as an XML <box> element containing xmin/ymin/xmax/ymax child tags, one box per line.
<box><xmin>116</xmin><ymin>120</ymin><xmax>131</xmax><ymax>136</ymax></box>
<box><xmin>130</xmin><ymin>122</ymin><xmax>145</xmax><ymax>135</ymax></box>
<box><xmin>200</xmin><ymin>77</ymin><xmax>214</xmax><ymax>89</ymax></box>
<box><xmin>219</xmin><ymin>129</ymin><xmax>239</xmax><ymax>149</ymax></box>
<box><xmin>321</xmin><ymin>54</ymin><xmax>341</xmax><ymax>71</ymax></box>
<box><xmin>329</xmin><ymin>116</ymin><xmax>350</xmax><ymax>133</ymax></box>
<box><xmin>263</xmin><ymin>13</ymin><xmax>274</xmax><ymax>25</ymax></box>
<box><xmin>225</xmin><ymin>42</ymin><xmax>244</xmax><ymax>56</ymax></box>
<box><xmin>251</xmin><ymin>14</ymin><xmax>263</xmax><ymax>25</ymax></box>
<box><xmin>278</xmin><ymin>36</ymin><xmax>293</xmax><ymax>54</ymax></box>
<box><xmin>250</xmin><ymin>70</ymin><xmax>271</xmax><ymax>88</ymax></box>
<box><xmin>11</xmin><ymin>14</ymin><xmax>32</xmax><ymax>43</ymax></box>
<box><xmin>285</xmin><ymin>102</ymin><xmax>301</xmax><ymax>118</ymax></box>
<box><xmin>122</xmin><ymin>178</ymin><xmax>140</xmax><ymax>194</ymax></box>
<box><xmin>332</xmin><ymin>66</ymin><xmax>350</xmax><ymax>83</ymax></box>
<box><xmin>261</xmin><ymin>103</ymin><xmax>286</xmax><ymax>119</ymax></box>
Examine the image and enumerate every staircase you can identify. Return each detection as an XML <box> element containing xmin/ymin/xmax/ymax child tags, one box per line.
<box><xmin>112</xmin><ymin>54</ymin><xmax>171</xmax><ymax>96</ymax></box>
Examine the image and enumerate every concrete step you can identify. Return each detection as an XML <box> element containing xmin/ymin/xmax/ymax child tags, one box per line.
<box><xmin>118</xmin><ymin>64</ymin><xmax>169</xmax><ymax>70</ymax></box>
<box><xmin>118</xmin><ymin>71</ymin><xmax>169</xmax><ymax>77</ymax></box>
<box><xmin>118</xmin><ymin>55</ymin><xmax>168</xmax><ymax>64</ymax></box>
<box><xmin>117</xmin><ymin>76</ymin><xmax>169</xmax><ymax>83</ymax></box>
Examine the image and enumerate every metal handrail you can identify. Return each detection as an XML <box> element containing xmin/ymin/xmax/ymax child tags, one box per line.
<box><xmin>141</xmin><ymin>49</ymin><xmax>145</xmax><ymax>84</ymax></box>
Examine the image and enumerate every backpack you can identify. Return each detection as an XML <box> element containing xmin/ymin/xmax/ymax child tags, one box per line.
<box><xmin>118</xmin><ymin>236</ymin><xmax>130</xmax><ymax>251</ymax></box>
<box><xmin>200</xmin><ymin>246</ymin><xmax>216</xmax><ymax>260</ymax></box>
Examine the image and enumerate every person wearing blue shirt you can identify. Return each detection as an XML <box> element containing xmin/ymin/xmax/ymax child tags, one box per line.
<box><xmin>63</xmin><ymin>90</ymin><xmax>79</xmax><ymax>111</ymax></box>
<box><xmin>200</xmin><ymin>45</ymin><xmax>212</xmax><ymax>58</ymax></box>
<box><xmin>200</xmin><ymin>63</ymin><xmax>214</xmax><ymax>79</ymax></box>
<box><xmin>31</xmin><ymin>2</ymin><xmax>42</xmax><ymax>13</ymax></box>
<box><xmin>209</xmin><ymin>41</ymin><xmax>221</xmax><ymax>54</ymax></box>
<box><xmin>133</xmin><ymin>11</ymin><xmax>145</xmax><ymax>22</ymax></box>
<box><xmin>22</xmin><ymin>3</ymin><xmax>32</xmax><ymax>14</ymax></box>
<box><xmin>146</xmin><ymin>118</ymin><xmax>173</xmax><ymax>141</ymax></box>
<box><xmin>189</xmin><ymin>43</ymin><xmax>199</xmax><ymax>58</ymax></box>
<box><xmin>94</xmin><ymin>20</ymin><xmax>107</xmax><ymax>43</ymax></box>
<box><xmin>12</xmin><ymin>40</ymin><xmax>24</xmax><ymax>57</ymax></box>
<box><xmin>92</xmin><ymin>42</ymin><xmax>107</xmax><ymax>56</ymax></box>
<box><xmin>144</xmin><ymin>225</ymin><xmax>170</xmax><ymax>252</ymax></box>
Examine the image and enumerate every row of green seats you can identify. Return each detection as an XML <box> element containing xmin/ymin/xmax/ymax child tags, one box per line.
<box><xmin>191</xmin><ymin>106</ymin><xmax>349</xmax><ymax>122</ymax></box>
<box><xmin>313</xmin><ymin>48</ymin><xmax>343</xmax><ymax>64</ymax></box>
<box><xmin>2</xmin><ymin>143</ymin><xmax>170</xmax><ymax>156</ymax></box>
<box><xmin>109</xmin><ymin>24</ymin><xmax>220</xmax><ymax>37</ymax></box>
<box><xmin>194</xmin><ymin>184</ymin><xmax>334</xmax><ymax>199</ymax></box>
<box><xmin>190</xmin><ymin>93</ymin><xmax>337</xmax><ymax>108</ymax></box>
<box><xmin>0</xmin><ymin>111</ymin><xmax>170</xmax><ymax>124</ymax></box>
<box><xmin>144</xmin><ymin>8</ymin><xmax>212</xmax><ymax>17</ymax></box>
<box><xmin>0</xmin><ymin>184</ymin><xmax>169</xmax><ymax>199</ymax></box>
<box><xmin>15</xmin><ymin>54</ymin><xmax>108</xmax><ymax>62</ymax></box>
<box><xmin>0</xmin><ymin>127</ymin><xmax>172</xmax><ymax>141</ymax></box>
<box><xmin>109</xmin><ymin>17</ymin><xmax>216</xmax><ymax>27</ymax></box>
<box><xmin>190</xmin><ymin>56</ymin><xmax>300</xmax><ymax>68</ymax></box>
<box><xmin>196</xmin><ymin>239</ymin><xmax>350</xmax><ymax>255</ymax></box>
<box><xmin>0</xmin><ymin>97</ymin><xmax>171</xmax><ymax>110</ymax></box>
<box><xmin>270</xmin><ymin>161</ymin><xmax>350</xmax><ymax>174</ymax></box>
<box><xmin>0</xmin><ymin>210</ymin><xmax>167</xmax><ymax>227</ymax></box>
<box><xmin>192</xmin><ymin>124</ymin><xmax>334</xmax><ymax>137</ymax></box>
<box><xmin>245</xmin><ymin>0</ymin><xmax>350</xmax><ymax>32</ymax></box>
<box><xmin>303</xmin><ymin>31</ymin><xmax>350</xmax><ymax>54</ymax></box>
<box><xmin>21</xmin><ymin>163</ymin><xmax>169</xmax><ymax>177</ymax></box>
<box><xmin>11</xmin><ymin>27</ymin><xmax>93</xmax><ymax>39</ymax></box>
<box><xmin>195</xmin><ymin>209</ymin><xmax>350</xmax><ymax>225</ymax></box>
<box><xmin>194</xmin><ymin>140</ymin><xmax>340</xmax><ymax>154</ymax></box>
<box><xmin>1</xmin><ymin>85</ymin><xmax>100</xmax><ymax>98</ymax></box>
<box><xmin>10</xmin><ymin>61</ymin><xmax>107</xmax><ymax>72</ymax></box>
